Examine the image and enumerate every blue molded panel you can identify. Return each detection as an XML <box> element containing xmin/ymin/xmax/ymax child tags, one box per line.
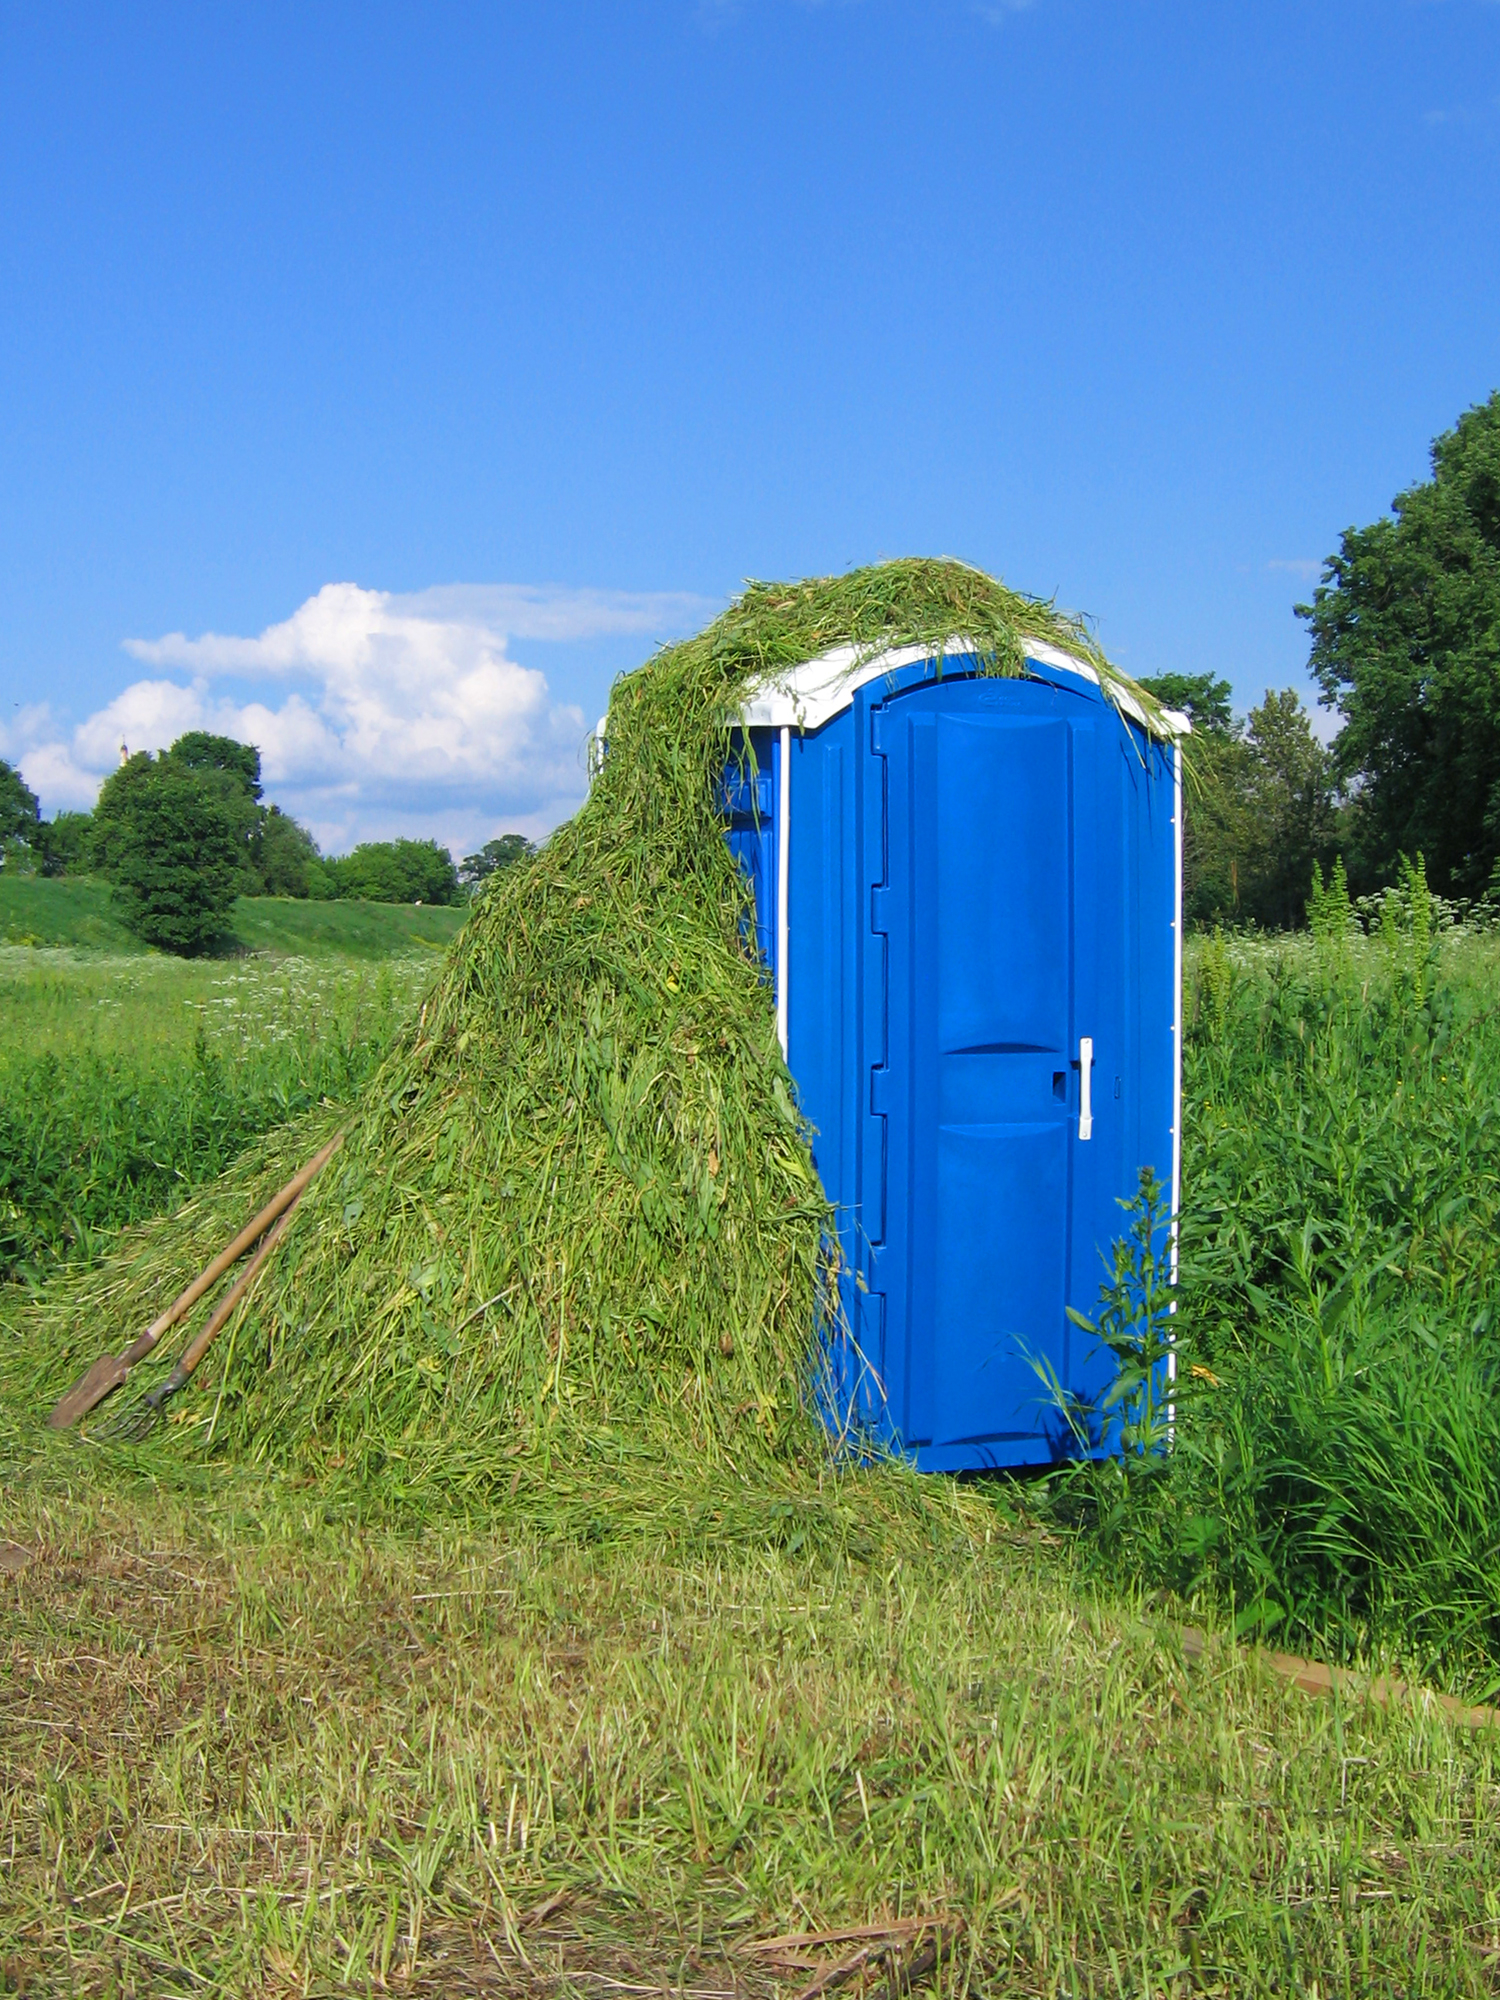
<box><xmin>932</xmin><ymin>715</ymin><xmax>1070</xmax><ymax>1056</ymax></box>
<box><xmin>725</xmin><ymin>654</ymin><xmax>1178</xmax><ymax>1472</ymax></box>
<box><xmin>930</xmin><ymin>1120</ymin><xmax>1068</xmax><ymax>1446</ymax></box>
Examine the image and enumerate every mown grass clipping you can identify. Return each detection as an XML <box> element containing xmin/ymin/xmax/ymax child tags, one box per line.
<box><xmin>21</xmin><ymin>559</ymin><xmax>1144</xmax><ymax>1502</ymax></box>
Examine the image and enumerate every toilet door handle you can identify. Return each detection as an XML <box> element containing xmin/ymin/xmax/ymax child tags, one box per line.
<box><xmin>1078</xmin><ymin>1036</ymin><xmax>1094</xmax><ymax>1141</ymax></box>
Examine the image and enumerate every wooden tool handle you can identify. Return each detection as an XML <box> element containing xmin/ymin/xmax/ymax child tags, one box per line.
<box><xmin>122</xmin><ymin>1131</ymin><xmax>343</xmax><ymax>1368</ymax></box>
<box><xmin>176</xmin><ymin>1200</ymin><xmax>297</xmax><ymax>1382</ymax></box>
<box><xmin>152</xmin><ymin>1198</ymin><xmax>302</xmax><ymax>1410</ymax></box>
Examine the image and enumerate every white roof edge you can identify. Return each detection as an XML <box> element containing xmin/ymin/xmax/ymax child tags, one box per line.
<box><xmin>737</xmin><ymin>634</ymin><xmax>1189</xmax><ymax>739</ymax></box>
<box><xmin>594</xmin><ymin>636</ymin><xmax>1191</xmax><ymax>745</ymax></box>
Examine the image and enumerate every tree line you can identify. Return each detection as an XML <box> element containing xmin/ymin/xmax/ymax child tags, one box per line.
<box><xmin>0</xmin><ymin>732</ymin><xmax>535</xmax><ymax>953</ymax></box>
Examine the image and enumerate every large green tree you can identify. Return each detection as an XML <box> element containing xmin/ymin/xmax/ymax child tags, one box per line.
<box><xmin>0</xmin><ymin>759</ymin><xmax>41</xmax><ymax>845</ymax></box>
<box><xmin>92</xmin><ymin>751</ymin><xmax>242</xmax><ymax>952</ymax></box>
<box><xmin>1298</xmin><ymin>389</ymin><xmax>1500</xmax><ymax>897</ymax></box>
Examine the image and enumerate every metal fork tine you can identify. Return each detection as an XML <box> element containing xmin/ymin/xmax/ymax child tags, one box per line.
<box><xmin>94</xmin><ymin>1374</ymin><xmax>177</xmax><ymax>1443</ymax></box>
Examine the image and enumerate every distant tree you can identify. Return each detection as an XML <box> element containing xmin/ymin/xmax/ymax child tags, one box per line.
<box><xmin>1138</xmin><ymin>678</ymin><xmax>1336</xmax><ymax>929</ymax></box>
<box><xmin>0</xmin><ymin>759</ymin><xmax>41</xmax><ymax>846</ymax></box>
<box><xmin>38</xmin><ymin>811</ymin><xmax>94</xmax><ymax>877</ymax></box>
<box><xmin>1298</xmin><ymin>389</ymin><xmax>1500</xmax><ymax>897</ymax></box>
<box><xmin>325</xmin><ymin>838</ymin><xmax>461</xmax><ymax>906</ymax></box>
<box><xmin>1137</xmin><ymin>671</ymin><xmax>1236</xmax><ymax>738</ymax></box>
<box><xmin>92</xmin><ymin>752</ymin><xmax>241</xmax><ymax>952</ymax></box>
<box><xmin>459</xmin><ymin>833</ymin><xmax>536</xmax><ymax>894</ymax></box>
<box><xmin>1236</xmin><ymin>690</ymin><xmax>1337</xmax><ymax>930</ymax></box>
<box><xmin>1138</xmin><ymin>672</ymin><xmax>1249</xmax><ymax>925</ymax></box>
<box><xmin>252</xmin><ymin>806</ymin><xmax>330</xmax><ymax>899</ymax></box>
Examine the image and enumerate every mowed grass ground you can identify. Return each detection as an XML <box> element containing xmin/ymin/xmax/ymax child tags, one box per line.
<box><xmin>3</xmin><ymin>905</ymin><xmax>1500</xmax><ymax>1994</ymax></box>
<box><xmin>4</xmin><ymin>1450</ymin><xmax>1499</xmax><ymax>1996</ymax></box>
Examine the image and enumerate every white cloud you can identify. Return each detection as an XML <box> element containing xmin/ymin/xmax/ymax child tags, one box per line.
<box><xmin>17</xmin><ymin>581</ymin><xmax>711</xmax><ymax>857</ymax></box>
<box><xmin>2</xmin><ymin>704</ymin><xmax>93</xmax><ymax>810</ymax></box>
<box><xmin>124</xmin><ymin>581</ymin><xmax>709</xmax><ymax>678</ymax></box>
<box><xmin>0</xmin><ymin>702</ymin><xmax>54</xmax><ymax>765</ymax></box>
<box><xmin>1267</xmin><ymin>558</ymin><xmax>1324</xmax><ymax>581</ymax></box>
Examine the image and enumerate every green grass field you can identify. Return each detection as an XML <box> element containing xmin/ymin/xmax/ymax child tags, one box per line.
<box><xmin>0</xmin><ymin>880</ymin><xmax>461</xmax><ymax>1282</ymax></box>
<box><xmin>0</xmin><ymin>875</ymin><xmax>139</xmax><ymax>952</ymax></box>
<box><xmin>4</xmin><ymin>883</ymin><xmax>1500</xmax><ymax>1994</ymax></box>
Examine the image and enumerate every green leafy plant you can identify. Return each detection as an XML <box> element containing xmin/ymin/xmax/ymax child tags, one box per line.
<box><xmin>1036</xmin><ymin>1170</ymin><xmax>1180</xmax><ymax>1548</ymax></box>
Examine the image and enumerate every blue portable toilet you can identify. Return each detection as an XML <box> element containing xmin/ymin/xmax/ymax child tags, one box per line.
<box><xmin>721</xmin><ymin>638</ymin><xmax>1187</xmax><ymax>1472</ymax></box>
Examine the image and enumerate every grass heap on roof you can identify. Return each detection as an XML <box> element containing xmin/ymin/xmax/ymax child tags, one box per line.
<box><xmin>16</xmin><ymin>559</ymin><xmax>1140</xmax><ymax>1506</ymax></box>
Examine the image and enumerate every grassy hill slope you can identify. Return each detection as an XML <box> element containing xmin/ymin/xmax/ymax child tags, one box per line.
<box><xmin>0</xmin><ymin>874</ymin><xmax>467</xmax><ymax>957</ymax></box>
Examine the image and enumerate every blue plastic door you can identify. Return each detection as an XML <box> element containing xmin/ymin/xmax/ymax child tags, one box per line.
<box><xmin>871</xmin><ymin>681</ymin><xmax>1118</xmax><ymax>1459</ymax></box>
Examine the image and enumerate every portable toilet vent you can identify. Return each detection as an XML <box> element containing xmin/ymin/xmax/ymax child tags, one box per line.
<box><xmin>722</xmin><ymin>639</ymin><xmax>1185</xmax><ymax>1472</ymax></box>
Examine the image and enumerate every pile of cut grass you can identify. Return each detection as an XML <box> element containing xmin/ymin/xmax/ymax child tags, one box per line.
<box><xmin>9</xmin><ymin>560</ymin><xmax>1141</xmax><ymax>1500</ymax></box>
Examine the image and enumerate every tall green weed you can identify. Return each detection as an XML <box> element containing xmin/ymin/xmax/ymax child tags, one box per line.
<box><xmin>1054</xmin><ymin>879</ymin><xmax>1500</xmax><ymax>1696</ymax></box>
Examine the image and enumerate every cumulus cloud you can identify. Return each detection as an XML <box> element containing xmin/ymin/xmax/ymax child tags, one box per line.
<box><xmin>17</xmin><ymin>581</ymin><xmax>711</xmax><ymax>857</ymax></box>
<box><xmin>1</xmin><ymin>704</ymin><xmax>78</xmax><ymax>807</ymax></box>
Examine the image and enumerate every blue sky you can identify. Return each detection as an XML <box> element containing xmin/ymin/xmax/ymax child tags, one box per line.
<box><xmin>2</xmin><ymin>1</ymin><xmax>1497</xmax><ymax>854</ymax></box>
